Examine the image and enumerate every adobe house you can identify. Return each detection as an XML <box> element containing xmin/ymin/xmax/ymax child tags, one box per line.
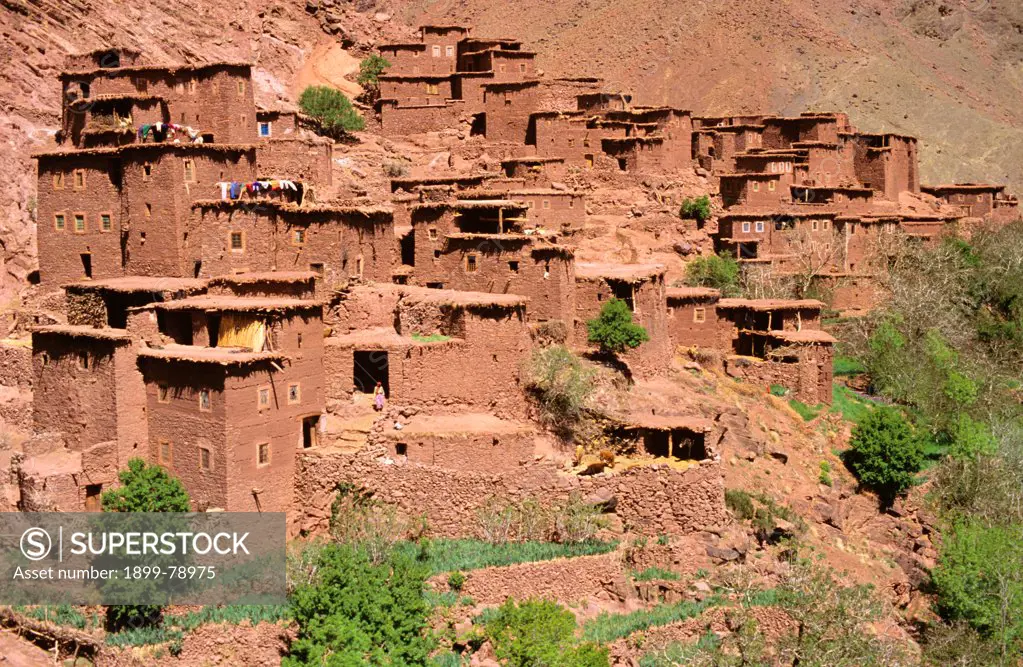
<box><xmin>63</xmin><ymin>93</ymin><xmax>168</xmax><ymax>148</ymax></box>
<box><xmin>31</xmin><ymin>326</ymin><xmax>147</xmax><ymax>473</ymax></box>
<box><xmin>483</xmin><ymin>80</ymin><xmax>540</xmax><ymax>143</ymax></box>
<box><xmin>724</xmin><ymin>327</ymin><xmax>836</xmax><ymax>405</ymax></box>
<box><xmin>188</xmin><ymin>201</ymin><xmax>394</xmax><ymax>285</ymax></box>
<box><xmin>503</xmin><ymin>189</ymin><xmax>586</xmax><ymax>230</ymax></box>
<box><xmin>459</xmin><ymin>48</ymin><xmax>536</xmax><ymax>83</ymax></box>
<box><xmin>534</xmin><ymin>77</ymin><xmax>603</xmax><ymax>113</ymax></box>
<box><xmin>692</xmin><ymin>123</ymin><xmax>765</xmax><ymax>173</ymax></box>
<box><xmin>255</xmin><ymin>136</ymin><xmax>334</xmax><ymax>193</ymax></box>
<box><xmin>760</xmin><ymin>113</ymin><xmax>853</xmax><ymax>150</ymax></box>
<box><xmin>718</xmin><ymin>172</ymin><xmax>787</xmax><ymax>208</ymax></box>
<box><xmin>419</xmin><ymin>25</ymin><xmax>470</xmax><ymax>72</ymax></box>
<box><xmin>501</xmin><ymin>156</ymin><xmax>568</xmax><ymax>183</ymax></box>
<box><xmin>577</xmin><ymin>92</ymin><xmax>633</xmax><ymax>113</ymax></box>
<box><xmin>844</xmin><ymin>132</ymin><xmax>920</xmax><ymax>200</ymax></box>
<box><xmin>135</xmin><ymin>292</ymin><xmax>324</xmax><ymax>513</ymax></box>
<box><xmin>613</xmin><ymin>414</ymin><xmax>715</xmax><ymax>461</ymax></box>
<box><xmin>378</xmin><ymin>74</ymin><xmax>454</xmax><ymax>104</ymax></box>
<box><xmin>377</xmin><ymin>42</ymin><xmax>428</xmax><ymax>75</ymax></box>
<box><xmin>666</xmin><ymin>287</ymin><xmax>727</xmax><ymax>350</ymax></box>
<box><xmin>206</xmin><ymin>271</ymin><xmax>318</xmax><ymax>299</ymax></box>
<box><xmin>715</xmin><ymin>298</ymin><xmax>824</xmax><ymax>341</ymax></box>
<box><xmin>34</xmin><ymin>142</ymin><xmax>259</xmax><ymax>285</ymax></box>
<box><xmin>65</xmin><ymin>276</ymin><xmax>209</xmax><ymax>329</ymax></box>
<box><xmin>59</xmin><ymin>57</ymin><xmax>258</xmax><ymax>146</ymax></box>
<box><xmin>378</xmin><ymin>98</ymin><xmax>464</xmax><ymax>135</ymax></box>
<box><xmin>325</xmin><ymin>285</ymin><xmax>530</xmax><ymax>415</ymax></box>
<box><xmin>921</xmin><ymin>183</ymin><xmax>1020</xmax><ymax>224</ymax></box>
<box><xmin>381</xmin><ymin>413</ymin><xmax>536</xmax><ymax>473</ymax></box>
<box><xmin>531</xmin><ymin>111</ymin><xmax>593</xmax><ymax>165</ymax></box>
<box><xmin>715</xmin><ymin>212</ymin><xmax>838</xmax><ymax>263</ymax></box>
<box><xmin>574</xmin><ymin>263</ymin><xmax>671</xmax><ymax>372</ymax></box>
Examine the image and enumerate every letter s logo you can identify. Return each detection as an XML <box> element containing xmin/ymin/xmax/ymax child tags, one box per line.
<box><xmin>20</xmin><ymin>528</ymin><xmax>52</xmax><ymax>561</ymax></box>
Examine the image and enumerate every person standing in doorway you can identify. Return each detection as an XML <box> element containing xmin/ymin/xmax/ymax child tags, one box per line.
<box><xmin>374</xmin><ymin>382</ymin><xmax>386</xmax><ymax>411</ymax></box>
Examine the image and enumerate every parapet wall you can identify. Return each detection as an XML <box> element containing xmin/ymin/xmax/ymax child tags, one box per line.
<box><xmin>294</xmin><ymin>446</ymin><xmax>725</xmax><ymax>538</ymax></box>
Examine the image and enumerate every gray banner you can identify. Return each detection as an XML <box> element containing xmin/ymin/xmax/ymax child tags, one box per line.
<box><xmin>0</xmin><ymin>513</ymin><xmax>286</xmax><ymax>605</ymax></box>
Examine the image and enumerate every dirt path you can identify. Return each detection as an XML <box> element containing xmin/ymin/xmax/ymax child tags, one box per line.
<box><xmin>292</xmin><ymin>39</ymin><xmax>363</xmax><ymax>100</ymax></box>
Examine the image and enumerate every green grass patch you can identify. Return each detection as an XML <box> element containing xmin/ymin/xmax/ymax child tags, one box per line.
<box><xmin>631</xmin><ymin>567</ymin><xmax>681</xmax><ymax>582</ymax></box>
<box><xmin>412</xmin><ymin>332</ymin><xmax>451</xmax><ymax>343</ymax></box>
<box><xmin>395</xmin><ymin>539</ymin><xmax>618</xmax><ymax>576</ymax></box>
<box><xmin>105</xmin><ymin>605</ymin><xmax>291</xmax><ymax>647</ymax></box>
<box><xmin>789</xmin><ymin>399</ymin><xmax>824</xmax><ymax>421</ymax></box>
<box><xmin>829</xmin><ymin>384</ymin><xmax>876</xmax><ymax>424</ymax></box>
<box><xmin>16</xmin><ymin>605</ymin><xmax>90</xmax><ymax>629</ymax></box>
<box><xmin>769</xmin><ymin>384</ymin><xmax>788</xmax><ymax>397</ymax></box>
<box><xmin>833</xmin><ymin>356</ymin><xmax>866</xmax><ymax>376</ymax></box>
<box><xmin>581</xmin><ymin>598</ymin><xmax>719</xmax><ymax>643</ymax></box>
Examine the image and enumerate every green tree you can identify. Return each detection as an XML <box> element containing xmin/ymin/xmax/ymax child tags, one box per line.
<box><xmin>356</xmin><ymin>54</ymin><xmax>391</xmax><ymax>91</ymax></box>
<box><xmin>843</xmin><ymin>408</ymin><xmax>924</xmax><ymax>506</ymax></box>
<box><xmin>285</xmin><ymin>543</ymin><xmax>435</xmax><ymax>665</ymax></box>
<box><xmin>523</xmin><ymin>345</ymin><xmax>597</xmax><ymax>439</ymax></box>
<box><xmin>683</xmin><ymin>253</ymin><xmax>741</xmax><ymax>297</ymax></box>
<box><xmin>101</xmin><ymin>459</ymin><xmax>190</xmax><ymax>631</ymax></box>
<box><xmin>679</xmin><ymin>195</ymin><xmax>712</xmax><ymax>224</ymax></box>
<box><xmin>586</xmin><ymin>298</ymin><xmax>649</xmax><ymax>355</ymax></box>
<box><xmin>485</xmin><ymin>599</ymin><xmax>609</xmax><ymax>667</ymax></box>
<box><xmin>932</xmin><ymin>520</ymin><xmax>1023</xmax><ymax>660</ymax></box>
<box><xmin>101</xmin><ymin>458</ymin><xmax>190</xmax><ymax>512</ymax></box>
<box><xmin>298</xmin><ymin>85</ymin><xmax>365</xmax><ymax>138</ymax></box>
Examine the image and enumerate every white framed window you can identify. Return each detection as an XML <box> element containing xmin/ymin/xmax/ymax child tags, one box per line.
<box><xmin>445</xmin><ymin>45</ymin><xmax>454</xmax><ymax>57</ymax></box>
<box><xmin>432</xmin><ymin>45</ymin><xmax>441</xmax><ymax>57</ymax></box>
<box><xmin>755</xmin><ymin>221</ymin><xmax>764</xmax><ymax>233</ymax></box>
<box><xmin>693</xmin><ymin>307</ymin><xmax>706</xmax><ymax>323</ymax></box>
<box><xmin>742</xmin><ymin>221</ymin><xmax>751</xmax><ymax>233</ymax></box>
<box><xmin>258</xmin><ymin>122</ymin><xmax>271</xmax><ymax>137</ymax></box>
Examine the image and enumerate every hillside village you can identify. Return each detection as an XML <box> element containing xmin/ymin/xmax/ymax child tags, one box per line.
<box><xmin>0</xmin><ymin>18</ymin><xmax>1020</xmax><ymax>666</ymax></box>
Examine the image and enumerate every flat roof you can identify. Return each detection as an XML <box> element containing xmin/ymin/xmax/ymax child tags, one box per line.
<box><xmin>621</xmin><ymin>413</ymin><xmax>715</xmax><ymax>432</ymax></box>
<box><xmin>575</xmin><ymin>262</ymin><xmax>665</xmax><ymax>282</ymax></box>
<box><xmin>32</xmin><ymin>325</ymin><xmax>133</xmax><ymax>342</ymax></box>
<box><xmin>922</xmin><ymin>183</ymin><xmax>1006</xmax><ymax>192</ymax></box>
<box><xmin>33</xmin><ymin>143</ymin><xmax>257</xmax><ymax>159</ymax></box>
<box><xmin>327</xmin><ymin>327</ymin><xmax>451</xmax><ymax>349</ymax></box>
<box><xmin>500</xmin><ymin>156</ymin><xmax>566</xmax><ymax>164</ymax></box>
<box><xmin>138</xmin><ymin>344</ymin><xmax>286</xmax><ymax>365</ymax></box>
<box><xmin>410</xmin><ymin>200</ymin><xmax>529</xmax><ymax>212</ymax></box>
<box><xmin>378</xmin><ymin>42</ymin><xmax>427</xmax><ymax>50</ymax></box>
<box><xmin>59</xmin><ymin>61</ymin><xmax>250</xmax><ymax>79</ymax></box>
<box><xmin>149</xmin><ymin>295</ymin><xmax>321</xmax><ymax>313</ymax></box>
<box><xmin>378</xmin><ymin>74</ymin><xmax>452</xmax><ymax>81</ymax></box>
<box><xmin>666</xmin><ymin>286</ymin><xmax>721</xmax><ymax>300</ymax></box>
<box><xmin>398</xmin><ymin>286</ymin><xmax>528</xmax><ymax>309</ymax></box>
<box><xmin>382</xmin><ymin>413</ymin><xmax>532</xmax><ymax>437</ymax></box>
<box><xmin>63</xmin><ymin>276</ymin><xmax>208</xmax><ymax>294</ymax></box>
<box><xmin>192</xmin><ymin>199</ymin><xmax>391</xmax><ymax>219</ymax></box>
<box><xmin>208</xmin><ymin>271</ymin><xmax>316</xmax><ymax>285</ymax></box>
<box><xmin>717</xmin><ymin>298</ymin><xmax>824</xmax><ymax>311</ymax></box>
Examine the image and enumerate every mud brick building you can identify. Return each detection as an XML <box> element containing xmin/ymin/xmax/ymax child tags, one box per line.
<box><xmin>921</xmin><ymin>183</ymin><xmax>1020</xmax><ymax>225</ymax></box>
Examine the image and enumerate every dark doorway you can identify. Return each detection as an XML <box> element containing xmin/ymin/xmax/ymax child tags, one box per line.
<box><xmin>609</xmin><ymin>280</ymin><xmax>634</xmax><ymax>311</ymax></box>
<box><xmin>671</xmin><ymin>430</ymin><xmax>707</xmax><ymax>460</ymax></box>
<box><xmin>207</xmin><ymin>315</ymin><xmax>221</xmax><ymax>347</ymax></box>
<box><xmin>302</xmin><ymin>415</ymin><xmax>320</xmax><ymax>449</ymax></box>
<box><xmin>81</xmin><ymin>253</ymin><xmax>93</xmax><ymax>279</ymax></box>
<box><xmin>85</xmin><ymin>484</ymin><xmax>103</xmax><ymax>511</ymax></box>
<box><xmin>353</xmin><ymin>350</ymin><xmax>389</xmax><ymax>396</ymax></box>
<box><xmin>617</xmin><ymin>158</ymin><xmax>628</xmax><ymax>171</ymax></box>
<box><xmin>193</xmin><ymin>260</ymin><xmax>202</xmax><ymax>278</ymax></box>
<box><xmin>400</xmin><ymin>231</ymin><xmax>415</xmax><ymax>266</ymax></box>
<box><xmin>470</xmin><ymin>113</ymin><xmax>486</xmax><ymax>136</ymax></box>
<box><xmin>643</xmin><ymin>431</ymin><xmax>670</xmax><ymax>458</ymax></box>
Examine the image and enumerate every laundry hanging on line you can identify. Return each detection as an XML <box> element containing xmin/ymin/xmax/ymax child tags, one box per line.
<box><xmin>137</xmin><ymin>122</ymin><xmax>205</xmax><ymax>144</ymax></box>
<box><xmin>215</xmin><ymin>179</ymin><xmax>300</xmax><ymax>200</ymax></box>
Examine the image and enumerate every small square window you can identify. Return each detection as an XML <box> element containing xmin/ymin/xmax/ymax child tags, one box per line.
<box><xmin>157</xmin><ymin>383</ymin><xmax>170</xmax><ymax>403</ymax></box>
<box><xmin>237</xmin><ymin>80</ymin><xmax>246</xmax><ymax>95</ymax></box>
<box><xmin>74</xmin><ymin>214</ymin><xmax>86</xmax><ymax>233</ymax></box>
<box><xmin>445</xmin><ymin>45</ymin><xmax>454</xmax><ymax>57</ymax></box>
<box><xmin>199</xmin><ymin>447</ymin><xmax>211</xmax><ymax>470</ymax></box>
<box><xmin>258</xmin><ymin>122</ymin><xmax>271</xmax><ymax>137</ymax></box>
<box><xmin>768</xmin><ymin>181</ymin><xmax>776</xmax><ymax>191</ymax></box>
<box><xmin>145</xmin><ymin>203</ymin><xmax>152</xmax><ymax>218</ymax></box>
<box><xmin>54</xmin><ymin>213</ymin><xmax>66</xmax><ymax>231</ymax></box>
<box><xmin>812</xmin><ymin>220</ymin><xmax>819</xmax><ymax>231</ymax></box>
<box><xmin>693</xmin><ymin>307</ymin><xmax>707</xmax><ymax>323</ymax></box>
<box><xmin>183</xmin><ymin>159</ymin><xmax>196</xmax><ymax>183</ymax></box>
<box><xmin>752</xmin><ymin>181</ymin><xmax>760</xmax><ymax>192</ymax></box>
<box><xmin>434</xmin><ymin>249</ymin><xmax>441</xmax><ymax>259</ymax></box>
<box><xmin>199</xmin><ymin>389</ymin><xmax>211</xmax><ymax>412</ymax></box>
<box><xmin>257</xmin><ymin>442</ymin><xmax>270</xmax><ymax>466</ymax></box>
<box><xmin>428</xmin><ymin>228</ymin><xmax>438</xmax><ymax>240</ymax></box>
<box><xmin>542</xmin><ymin>200</ymin><xmax>550</xmax><ymax>209</ymax></box>
<box><xmin>519</xmin><ymin>63</ymin><xmax>526</xmax><ymax>73</ymax></box>
<box><xmin>159</xmin><ymin>441</ymin><xmax>172</xmax><ymax>466</ymax></box>
<box><xmin>53</xmin><ymin>172</ymin><xmax>65</xmax><ymax>190</ymax></box>
<box><xmin>509</xmin><ymin>260</ymin><xmax>519</xmax><ymax>273</ymax></box>
<box><xmin>230</xmin><ymin>231</ymin><xmax>244</xmax><ymax>252</ymax></box>
<box><xmin>287</xmin><ymin>383</ymin><xmax>300</xmax><ymax>404</ymax></box>
<box><xmin>741</xmin><ymin>221</ymin><xmax>751</xmax><ymax>233</ymax></box>
<box><xmin>755</xmin><ymin>221</ymin><xmax>764</xmax><ymax>233</ymax></box>
<box><xmin>258</xmin><ymin>386</ymin><xmax>270</xmax><ymax>409</ymax></box>
<box><xmin>465</xmin><ymin>254</ymin><xmax>478</xmax><ymax>273</ymax></box>
<box><xmin>73</xmin><ymin>169</ymin><xmax>86</xmax><ymax>189</ymax></box>
<box><xmin>292</xmin><ymin>229</ymin><xmax>306</xmax><ymax>245</ymax></box>
<box><xmin>101</xmin><ymin>213</ymin><xmax>112</xmax><ymax>232</ymax></box>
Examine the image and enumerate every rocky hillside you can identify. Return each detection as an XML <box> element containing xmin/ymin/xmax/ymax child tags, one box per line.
<box><xmin>397</xmin><ymin>0</ymin><xmax>1023</xmax><ymax>190</ymax></box>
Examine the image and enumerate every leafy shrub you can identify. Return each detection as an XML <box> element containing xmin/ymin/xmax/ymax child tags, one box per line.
<box><xmin>725</xmin><ymin>489</ymin><xmax>755</xmax><ymax>520</ymax></box>
<box><xmin>932</xmin><ymin>520</ymin><xmax>1023</xmax><ymax>656</ymax></box>
<box><xmin>102</xmin><ymin>458</ymin><xmax>190</xmax><ymax>512</ymax></box>
<box><xmin>843</xmin><ymin>407</ymin><xmax>924</xmax><ymax>506</ymax></box>
<box><xmin>485</xmin><ymin>599</ymin><xmax>608</xmax><ymax>666</ymax></box>
<box><xmin>683</xmin><ymin>253</ymin><xmax>740</xmax><ymax>296</ymax></box>
<box><xmin>523</xmin><ymin>345</ymin><xmax>597</xmax><ymax>439</ymax></box>
<box><xmin>356</xmin><ymin>54</ymin><xmax>390</xmax><ymax>89</ymax></box>
<box><xmin>329</xmin><ymin>482</ymin><xmax>425</xmax><ymax>563</ymax></box>
<box><xmin>819</xmin><ymin>461</ymin><xmax>833</xmax><ymax>487</ymax></box>
<box><xmin>382</xmin><ymin>159</ymin><xmax>410</xmax><ymax>177</ymax></box>
<box><xmin>586</xmin><ymin>298</ymin><xmax>649</xmax><ymax>355</ymax></box>
<box><xmin>297</xmin><ymin>85</ymin><xmax>364</xmax><ymax>138</ymax></box>
<box><xmin>678</xmin><ymin>195</ymin><xmax>712</xmax><ymax>224</ymax></box>
<box><xmin>447</xmin><ymin>571</ymin><xmax>465</xmax><ymax>592</ymax></box>
<box><xmin>284</xmin><ymin>543</ymin><xmax>434</xmax><ymax>665</ymax></box>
